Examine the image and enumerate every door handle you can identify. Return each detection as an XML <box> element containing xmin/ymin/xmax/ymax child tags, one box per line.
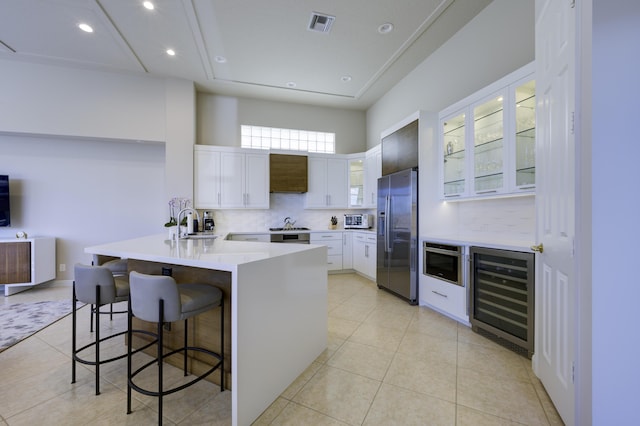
<box><xmin>530</xmin><ymin>243</ymin><xmax>544</xmax><ymax>253</ymax></box>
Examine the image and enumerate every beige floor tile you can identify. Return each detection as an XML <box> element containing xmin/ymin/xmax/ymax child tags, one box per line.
<box><xmin>177</xmin><ymin>389</ymin><xmax>232</xmax><ymax>425</ymax></box>
<box><xmin>252</xmin><ymin>397</ymin><xmax>291</xmax><ymax>425</ymax></box>
<box><xmin>0</xmin><ymin>273</ymin><xmax>564</xmax><ymax>426</ymax></box>
<box><xmin>348</xmin><ymin>322</ymin><xmax>405</xmax><ymax>352</ymax></box>
<box><xmin>397</xmin><ymin>330</ymin><xmax>457</xmax><ymax>365</ymax></box>
<box><xmin>363</xmin><ymin>383</ymin><xmax>456</xmax><ymax>425</ymax></box>
<box><xmin>0</xmin><ymin>360</ymin><xmax>90</xmax><ymax>419</ymax></box>
<box><xmin>293</xmin><ymin>365</ymin><xmax>381</xmax><ymax>425</ymax></box>
<box><xmin>327</xmin><ymin>340</ymin><xmax>395</xmax><ymax>381</ymax></box>
<box><xmin>271</xmin><ymin>401</ymin><xmax>349</xmax><ymax>425</ymax></box>
<box><xmin>457</xmin><ymin>340</ymin><xmax>531</xmax><ymax>382</ymax></box>
<box><xmin>6</xmin><ymin>379</ymin><xmax>143</xmax><ymax>426</ymax></box>
<box><xmin>407</xmin><ymin>306</ymin><xmax>459</xmax><ymax>340</ymax></box>
<box><xmin>328</xmin><ymin>316</ymin><xmax>361</xmax><ymax>340</ymax></box>
<box><xmin>0</xmin><ymin>336</ymin><xmax>70</xmax><ymax>383</ymax></box>
<box><xmin>383</xmin><ymin>352</ymin><xmax>457</xmax><ymax>402</ymax></box>
<box><xmin>457</xmin><ymin>368</ymin><xmax>549</xmax><ymax>426</ymax></box>
<box><xmin>329</xmin><ymin>301</ymin><xmax>375</xmax><ymax>322</ymax></box>
<box><xmin>456</xmin><ymin>405</ymin><xmax>525</xmax><ymax>425</ymax></box>
<box><xmin>280</xmin><ymin>361</ymin><xmax>323</xmax><ymax>400</ymax></box>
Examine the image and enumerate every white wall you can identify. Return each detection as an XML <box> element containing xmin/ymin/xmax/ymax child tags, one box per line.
<box><xmin>0</xmin><ymin>60</ymin><xmax>196</xmax><ymax>280</ymax></box>
<box><xmin>197</xmin><ymin>94</ymin><xmax>367</xmax><ymax>154</ymax></box>
<box><xmin>591</xmin><ymin>0</ymin><xmax>640</xmax><ymax>422</ymax></box>
<box><xmin>0</xmin><ymin>134</ymin><xmax>165</xmax><ymax>280</ymax></box>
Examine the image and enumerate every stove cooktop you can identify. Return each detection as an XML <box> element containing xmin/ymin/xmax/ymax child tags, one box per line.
<box><xmin>269</xmin><ymin>227</ymin><xmax>310</xmax><ymax>231</ymax></box>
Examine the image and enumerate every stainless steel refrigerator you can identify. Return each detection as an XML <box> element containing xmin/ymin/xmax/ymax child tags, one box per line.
<box><xmin>377</xmin><ymin>168</ymin><xmax>418</xmax><ymax>304</ymax></box>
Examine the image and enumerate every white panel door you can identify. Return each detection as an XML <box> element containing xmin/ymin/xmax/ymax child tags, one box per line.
<box><xmin>220</xmin><ymin>151</ymin><xmax>245</xmax><ymax>208</ymax></box>
<box><xmin>244</xmin><ymin>153</ymin><xmax>270</xmax><ymax>209</ymax></box>
<box><xmin>534</xmin><ymin>0</ymin><xmax>576</xmax><ymax>424</ymax></box>
<box><xmin>305</xmin><ymin>156</ymin><xmax>329</xmax><ymax>208</ymax></box>
<box><xmin>194</xmin><ymin>149</ymin><xmax>221</xmax><ymax>208</ymax></box>
<box><xmin>326</xmin><ymin>158</ymin><xmax>348</xmax><ymax>208</ymax></box>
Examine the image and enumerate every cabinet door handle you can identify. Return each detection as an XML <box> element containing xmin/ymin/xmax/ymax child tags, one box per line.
<box><xmin>476</xmin><ymin>190</ymin><xmax>497</xmax><ymax>195</ymax></box>
<box><xmin>519</xmin><ymin>185</ymin><xmax>535</xmax><ymax>190</ymax></box>
<box><xmin>432</xmin><ymin>290</ymin><xmax>448</xmax><ymax>298</ymax></box>
<box><xmin>365</xmin><ymin>245</ymin><xmax>368</xmax><ymax>257</ymax></box>
<box><xmin>444</xmin><ymin>194</ymin><xmax>461</xmax><ymax>198</ymax></box>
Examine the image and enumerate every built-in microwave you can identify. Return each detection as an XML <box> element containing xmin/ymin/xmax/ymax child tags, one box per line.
<box><xmin>344</xmin><ymin>213</ymin><xmax>372</xmax><ymax>229</ymax></box>
<box><xmin>423</xmin><ymin>242</ymin><xmax>464</xmax><ymax>286</ymax></box>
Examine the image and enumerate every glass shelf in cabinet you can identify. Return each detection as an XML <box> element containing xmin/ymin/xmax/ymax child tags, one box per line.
<box><xmin>516</xmin><ymin>128</ymin><xmax>535</xmax><ymax>137</ymax></box>
<box><xmin>474</xmin><ymin>138</ymin><xmax>503</xmax><ymax>150</ymax></box>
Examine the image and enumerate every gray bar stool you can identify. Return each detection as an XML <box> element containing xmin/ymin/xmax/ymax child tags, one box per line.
<box><xmin>71</xmin><ymin>264</ymin><xmax>155</xmax><ymax>395</ymax></box>
<box><xmin>90</xmin><ymin>255</ymin><xmax>128</xmax><ymax>330</ymax></box>
<box><xmin>126</xmin><ymin>271</ymin><xmax>224</xmax><ymax>425</ymax></box>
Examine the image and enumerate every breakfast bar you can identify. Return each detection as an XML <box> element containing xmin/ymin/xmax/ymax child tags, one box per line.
<box><xmin>85</xmin><ymin>234</ymin><xmax>328</xmax><ymax>426</ymax></box>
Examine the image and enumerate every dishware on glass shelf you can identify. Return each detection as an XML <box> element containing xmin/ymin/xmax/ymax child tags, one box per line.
<box><xmin>446</xmin><ymin>141</ymin><xmax>454</xmax><ymax>155</ymax></box>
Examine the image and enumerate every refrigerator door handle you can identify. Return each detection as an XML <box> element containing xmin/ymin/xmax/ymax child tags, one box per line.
<box><xmin>385</xmin><ymin>195</ymin><xmax>392</xmax><ymax>252</ymax></box>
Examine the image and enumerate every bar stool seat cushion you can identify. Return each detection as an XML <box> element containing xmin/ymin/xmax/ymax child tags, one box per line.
<box><xmin>129</xmin><ymin>272</ymin><xmax>222</xmax><ymax>323</ymax></box>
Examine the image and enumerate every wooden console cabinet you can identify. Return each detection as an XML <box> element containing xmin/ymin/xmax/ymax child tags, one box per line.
<box><xmin>0</xmin><ymin>237</ymin><xmax>56</xmax><ymax>296</ymax></box>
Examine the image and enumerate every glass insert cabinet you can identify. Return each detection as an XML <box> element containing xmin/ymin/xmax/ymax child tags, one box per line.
<box><xmin>439</xmin><ymin>63</ymin><xmax>535</xmax><ymax>200</ymax></box>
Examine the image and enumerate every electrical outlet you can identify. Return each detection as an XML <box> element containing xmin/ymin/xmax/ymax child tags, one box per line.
<box><xmin>59</xmin><ymin>263</ymin><xmax>66</xmax><ymax>272</ymax></box>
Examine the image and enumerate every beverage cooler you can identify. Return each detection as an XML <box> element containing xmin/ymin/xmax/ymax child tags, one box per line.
<box><xmin>469</xmin><ymin>246</ymin><xmax>535</xmax><ymax>358</ymax></box>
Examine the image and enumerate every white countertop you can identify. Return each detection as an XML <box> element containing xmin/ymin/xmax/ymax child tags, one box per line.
<box><xmin>85</xmin><ymin>233</ymin><xmax>320</xmax><ymax>272</ymax></box>
<box><xmin>420</xmin><ymin>235</ymin><xmax>534</xmax><ymax>252</ymax></box>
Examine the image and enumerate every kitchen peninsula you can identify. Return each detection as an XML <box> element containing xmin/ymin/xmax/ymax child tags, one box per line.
<box><xmin>85</xmin><ymin>234</ymin><xmax>328</xmax><ymax>426</ymax></box>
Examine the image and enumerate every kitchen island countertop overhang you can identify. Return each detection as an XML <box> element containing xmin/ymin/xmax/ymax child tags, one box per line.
<box><xmin>85</xmin><ymin>233</ymin><xmax>328</xmax><ymax>426</ymax></box>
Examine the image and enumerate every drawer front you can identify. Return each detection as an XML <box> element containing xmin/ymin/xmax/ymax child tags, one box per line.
<box><xmin>327</xmin><ymin>254</ymin><xmax>343</xmax><ymax>271</ymax></box>
<box><xmin>311</xmin><ymin>232</ymin><xmax>342</xmax><ymax>241</ymax></box>
<box><xmin>420</xmin><ymin>275</ymin><xmax>468</xmax><ymax>322</ymax></box>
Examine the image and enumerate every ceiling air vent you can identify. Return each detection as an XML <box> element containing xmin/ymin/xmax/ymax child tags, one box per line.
<box><xmin>308</xmin><ymin>12</ymin><xmax>335</xmax><ymax>33</ymax></box>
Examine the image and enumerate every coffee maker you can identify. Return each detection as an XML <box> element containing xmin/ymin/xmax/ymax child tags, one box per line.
<box><xmin>203</xmin><ymin>211</ymin><xmax>215</xmax><ymax>232</ymax></box>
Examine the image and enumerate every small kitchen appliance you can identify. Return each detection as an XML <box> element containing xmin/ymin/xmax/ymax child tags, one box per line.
<box><xmin>344</xmin><ymin>213</ymin><xmax>372</xmax><ymax>229</ymax></box>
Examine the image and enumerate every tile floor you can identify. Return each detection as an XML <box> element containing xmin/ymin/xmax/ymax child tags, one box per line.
<box><xmin>0</xmin><ymin>274</ymin><xmax>563</xmax><ymax>425</ymax></box>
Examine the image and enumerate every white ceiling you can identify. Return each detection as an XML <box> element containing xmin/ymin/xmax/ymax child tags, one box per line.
<box><xmin>0</xmin><ymin>0</ymin><xmax>492</xmax><ymax>110</ymax></box>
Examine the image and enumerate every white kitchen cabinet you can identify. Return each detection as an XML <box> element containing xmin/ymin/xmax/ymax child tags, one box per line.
<box><xmin>0</xmin><ymin>237</ymin><xmax>56</xmax><ymax>296</ymax></box>
<box><xmin>342</xmin><ymin>232</ymin><xmax>353</xmax><ymax>270</ymax></box>
<box><xmin>364</xmin><ymin>145</ymin><xmax>382</xmax><ymax>208</ymax></box>
<box><xmin>310</xmin><ymin>232</ymin><xmax>343</xmax><ymax>271</ymax></box>
<box><xmin>419</xmin><ymin>275</ymin><xmax>468</xmax><ymax>323</ymax></box>
<box><xmin>194</xmin><ymin>146</ymin><xmax>269</xmax><ymax>209</ymax></box>
<box><xmin>305</xmin><ymin>155</ymin><xmax>348</xmax><ymax>209</ymax></box>
<box><xmin>348</xmin><ymin>156</ymin><xmax>365</xmax><ymax>208</ymax></box>
<box><xmin>194</xmin><ymin>148</ymin><xmax>221</xmax><ymax>208</ymax></box>
<box><xmin>439</xmin><ymin>62</ymin><xmax>535</xmax><ymax>200</ymax></box>
<box><xmin>353</xmin><ymin>232</ymin><xmax>376</xmax><ymax>280</ymax></box>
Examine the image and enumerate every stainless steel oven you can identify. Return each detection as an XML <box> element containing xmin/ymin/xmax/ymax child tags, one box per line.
<box><xmin>423</xmin><ymin>242</ymin><xmax>463</xmax><ymax>286</ymax></box>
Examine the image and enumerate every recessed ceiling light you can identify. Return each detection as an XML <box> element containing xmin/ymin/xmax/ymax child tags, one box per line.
<box><xmin>378</xmin><ymin>22</ymin><xmax>394</xmax><ymax>34</ymax></box>
<box><xmin>341</xmin><ymin>75</ymin><xmax>352</xmax><ymax>83</ymax></box>
<box><xmin>286</xmin><ymin>82</ymin><xmax>297</xmax><ymax>88</ymax></box>
<box><xmin>214</xmin><ymin>56</ymin><xmax>227</xmax><ymax>63</ymax></box>
<box><xmin>78</xmin><ymin>23</ymin><xmax>93</xmax><ymax>33</ymax></box>
<box><xmin>143</xmin><ymin>1</ymin><xmax>155</xmax><ymax>10</ymax></box>
<box><xmin>166</xmin><ymin>49</ymin><xmax>176</xmax><ymax>56</ymax></box>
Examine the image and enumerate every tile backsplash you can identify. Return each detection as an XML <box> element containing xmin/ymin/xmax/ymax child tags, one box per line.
<box><xmin>201</xmin><ymin>193</ymin><xmax>374</xmax><ymax>233</ymax></box>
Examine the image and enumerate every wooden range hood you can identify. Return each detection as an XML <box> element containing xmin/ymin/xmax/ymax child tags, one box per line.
<box><xmin>269</xmin><ymin>154</ymin><xmax>308</xmax><ymax>193</ymax></box>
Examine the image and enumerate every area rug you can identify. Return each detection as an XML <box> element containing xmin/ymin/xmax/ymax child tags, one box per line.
<box><xmin>0</xmin><ymin>300</ymin><xmax>76</xmax><ymax>352</ymax></box>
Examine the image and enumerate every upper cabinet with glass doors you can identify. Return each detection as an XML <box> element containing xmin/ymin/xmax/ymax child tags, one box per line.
<box><xmin>439</xmin><ymin>63</ymin><xmax>535</xmax><ymax>200</ymax></box>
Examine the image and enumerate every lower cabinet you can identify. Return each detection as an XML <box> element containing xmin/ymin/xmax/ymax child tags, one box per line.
<box><xmin>0</xmin><ymin>237</ymin><xmax>56</xmax><ymax>296</ymax></box>
<box><xmin>310</xmin><ymin>232</ymin><xmax>343</xmax><ymax>271</ymax></box>
<box><xmin>419</xmin><ymin>275</ymin><xmax>468</xmax><ymax>323</ymax></box>
<box><xmin>353</xmin><ymin>232</ymin><xmax>376</xmax><ymax>280</ymax></box>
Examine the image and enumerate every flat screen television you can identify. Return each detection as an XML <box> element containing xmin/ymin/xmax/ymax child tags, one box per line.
<box><xmin>0</xmin><ymin>175</ymin><xmax>10</xmax><ymax>227</ymax></box>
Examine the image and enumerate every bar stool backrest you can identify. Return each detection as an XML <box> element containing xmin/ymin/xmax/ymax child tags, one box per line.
<box><xmin>129</xmin><ymin>272</ymin><xmax>181</xmax><ymax>323</ymax></box>
<box><xmin>74</xmin><ymin>264</ymin><xmax>118</xmax><ymax>305</ymax></box>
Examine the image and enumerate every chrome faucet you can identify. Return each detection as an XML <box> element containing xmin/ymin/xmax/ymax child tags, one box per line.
<box><xmin>177</xmin><ymin>208</ymin><xmax>201</xmax><ymax>239</ymax></box>
<box><xmin>283</xmin><ymin>216</ymin><xmax>296</xmax><ymax>230</ymax></box>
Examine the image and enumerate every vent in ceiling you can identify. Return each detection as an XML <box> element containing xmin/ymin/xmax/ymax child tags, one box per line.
<box><xmin>308</xmin><ymin>12</ymin><xmax>335</xmax><ymax>33</ymax></box>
